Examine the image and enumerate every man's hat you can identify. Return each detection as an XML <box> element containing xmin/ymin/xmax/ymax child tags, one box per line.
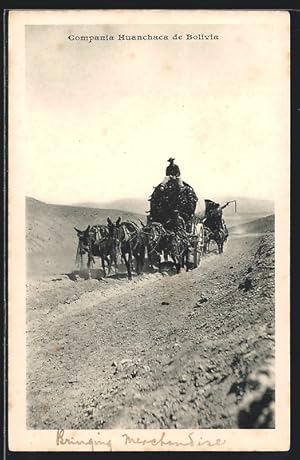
<box><xmin>168</xmin><ymin>157</ymin><xmax>175</xmax><ymax>162</ymax></box>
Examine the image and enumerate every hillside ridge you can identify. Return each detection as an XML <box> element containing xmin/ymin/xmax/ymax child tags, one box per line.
<box><xmin>230</xmin><ymin>214</ymin><xmax>274</xmax><ymax>234</ymax></box>
<box><xmin>26</xmin><ymin>196</ymin><xmax>145</xmax><ymax>277</ymax></box>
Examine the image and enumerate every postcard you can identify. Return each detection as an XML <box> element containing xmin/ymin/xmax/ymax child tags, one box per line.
<box><xmin>8</xmin><ymin>9</ymin><xmax>290</xmax><ymax>451</ymax></box>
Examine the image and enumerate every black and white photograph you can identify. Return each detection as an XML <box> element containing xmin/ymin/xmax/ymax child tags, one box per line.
<box><xmin>8</xmin><ymin>10</ymin><xmax>290</xmax><ymax>452</ymax></box>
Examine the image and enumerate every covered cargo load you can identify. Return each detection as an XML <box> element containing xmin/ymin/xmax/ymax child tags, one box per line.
<box><xmin>148</xmin><ymin>178</ymin><xmax>198</xmax><ymax>232</ymax></box>
<box><xmin>204</xmin><ymin>199</ymin><xmax>219</xmax><ymax>212</ymax></box>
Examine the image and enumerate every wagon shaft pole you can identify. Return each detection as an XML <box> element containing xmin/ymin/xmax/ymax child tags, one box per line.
<box><xmin>227</xmin><ymin>200</ymin><xmax>237</xmax><ymax>213</ymax></box>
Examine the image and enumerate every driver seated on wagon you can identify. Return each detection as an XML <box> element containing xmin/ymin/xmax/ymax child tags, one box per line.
<box><xmin>204</xmin><ymin>199</ymin><xmax>229</xmax><ymax>234</ymax></box>
<box><xmin>162</xmin><ymin>157</ymin><xmax>183</xmax><ymax>187</ymax></box>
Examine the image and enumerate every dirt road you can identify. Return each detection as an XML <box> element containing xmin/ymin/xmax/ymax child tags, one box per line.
<box><xmin>27</xmin><ymin>233</ymin><xmax>275</xmax><ymax>429</ymax></box>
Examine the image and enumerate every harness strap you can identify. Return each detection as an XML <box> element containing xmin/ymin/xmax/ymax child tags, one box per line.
<box><xmin>147</xmin><ymin>228</ymin><xmax>164</xmax><ymax>255</ymax></box>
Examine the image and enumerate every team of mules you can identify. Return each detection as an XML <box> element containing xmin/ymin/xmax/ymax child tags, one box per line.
<box><xmin>74</xmin><ymin>217</ymin><xmax>228</xmax><ymax>280</ymax></box>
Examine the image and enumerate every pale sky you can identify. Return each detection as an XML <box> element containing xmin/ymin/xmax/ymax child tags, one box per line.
<box><xmin>25</xmin><ymin>22</ymin><xmax>289</xmax><ymax>204</ymax></box>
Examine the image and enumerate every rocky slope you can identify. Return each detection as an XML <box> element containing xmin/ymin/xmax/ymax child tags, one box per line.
<box><xmin>27</xmin><ymin>232</ymin><xmax>275</xmax><ymax>429</ymax></box>
<box><xmin>230</xmin><ymin>214</ymin><xmax>274</xmax><ymax>234</ymax></box>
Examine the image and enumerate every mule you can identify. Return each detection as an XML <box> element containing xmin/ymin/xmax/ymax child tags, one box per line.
<box><xmin>121</xmin><ymin>220</ymin><xmax>146</xmax><ymax>276</ymax></box>
<box><xmin>203</xmin><ymin>226</ymin><xmax>228</xmax><ymax>254</ymax></box>
<box><xmin>141</xmin><ymin>222</ymin><xmax>190</xmax><ymax>273</ymax></box>
<box><xmin>74</xmin><ymin>225</ymin><xmax>91</xmax><ymax>272</ymax></box>
<box><xmin>107</xmin><ymin>218</ymin><xmax>145</xmax><ymax>280</ymax></box>
<box><xmin>161</xmin><ymin>230</ymin><xmax>190</xmax><ymax>273</ymax></box>
<box><xmin>74</xmin><ymin>224</ymin><xmax>117</xmax><ymax>278</ymax></box>
<box><xmin>140</xmin><ymin>222</ymin><xmax>166</xmax><ymax>269</ymax></box>
<box><xmin>89</xmin><ymin>224</ymin><xmax>119</xmax><ymax>276</ymax></box>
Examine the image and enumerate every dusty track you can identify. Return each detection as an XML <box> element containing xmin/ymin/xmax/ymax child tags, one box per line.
<box><xmin>27</xmin><ymin>233</ymin><xmax>275</xmax><ymax>429</ymax></box>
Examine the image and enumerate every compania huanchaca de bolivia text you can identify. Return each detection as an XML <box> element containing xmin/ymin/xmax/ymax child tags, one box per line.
<box><xmin>68</xmin><ymin>33</ymin><xmax>219</xmax><ymax>43</ymax></box>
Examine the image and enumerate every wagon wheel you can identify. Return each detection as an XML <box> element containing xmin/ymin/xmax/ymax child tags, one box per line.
<box><xmin>194</xmin><ymin>224</ymin><xmax>205</xmax><ymax>267</ymax></box>
<box><xmin>191</xmin><ymin>236</ymin><xmax>201</xmax><ymax>268</ymax></box>
<box><xmin>195</xmin><ymin>240</ymin><xmax>203</xmax><ymax>267</ymax></box>
<box><xmin>193</xmin><ymin>244</ymin><xmax>199</xmax><ymax>268</ymax></box>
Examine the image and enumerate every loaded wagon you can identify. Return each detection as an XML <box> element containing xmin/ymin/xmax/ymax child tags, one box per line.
<box><xmin>148</xmin><ymin>177</ymin><xmax>204</xmax><ymax>268</ymax></box>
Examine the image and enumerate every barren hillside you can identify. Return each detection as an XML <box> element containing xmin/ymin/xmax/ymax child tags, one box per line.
<box><xmin>230</xmin><ymin>215</ymin><xmax>274</xmax><ymax>234</ymax></box>
<box><xmin>26</xmin><ymin>197</ymin><xmax>145</xmax><ymax>277</ymax></box>
<box><xmin>74</xmin><ymin>196</ymin><xmax>274</xmax><ymax>217</ymax></box>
